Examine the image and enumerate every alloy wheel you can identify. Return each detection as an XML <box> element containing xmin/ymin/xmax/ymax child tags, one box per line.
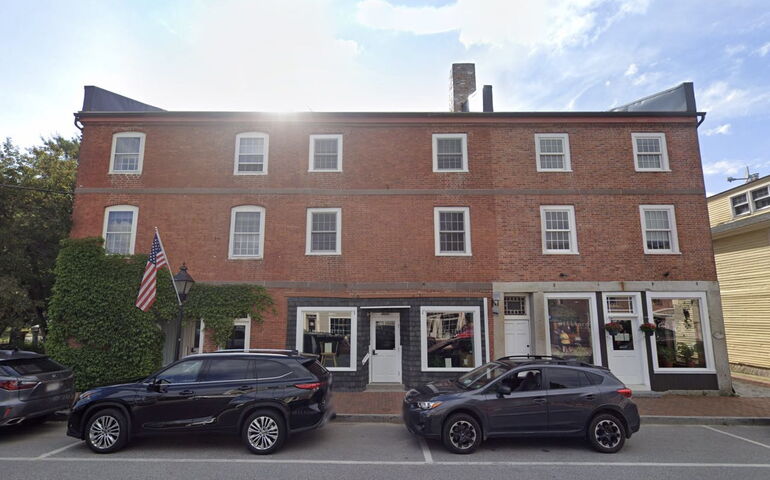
<box><xmin>449</xmin><ymin>420</ymin><xmax>477</xmax><ymax>450</ymax></box>
<box><xmin>88</xmin><ymin>415</ymin><xmax>121</xmax><ymax>450</ymax></box>
<box><xmin>247</xmin><ymin>416</ymin><xmax>279</xmax><ymax>451</ymax></box>
<box><xmin>594</xmin><ymin>419</ymin><xmax>622</xmax><ymax>449</ymax></box>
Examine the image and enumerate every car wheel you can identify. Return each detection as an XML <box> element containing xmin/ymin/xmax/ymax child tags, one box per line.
<box><xmin>442</xmin><ymin>413</ymin><xmax>482</xmax><ymax>454</ymax></box>
<box><xmin>242</xmin><ymin>410</ymin><xmax>286</xmax><ymax>455</ymax></box>
<box><xmin>85</xmin><ymin>408</ymin><xmax>128</xmax><ymax>454</ymax></box>
<box><xmin>588</xmin><ymin>413</ymin><xmax>626</xmax><ymax>453</ymax></box>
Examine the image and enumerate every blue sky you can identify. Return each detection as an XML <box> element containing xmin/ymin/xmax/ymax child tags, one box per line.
<box><xmin>2</xmin><ymin>0</ymin><xmax>768</xmax><ymax>195</ymax></box>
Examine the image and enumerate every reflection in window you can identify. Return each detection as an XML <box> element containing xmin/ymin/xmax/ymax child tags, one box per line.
<box><xmin>547</xmin><ymin>298</ymin><xmax>594</xmax><ymax>363</ymax></box>
<box><xmin>652</xmin><ymin>298</ymin><xmax>707</xmax><ymax>368</ymax></box>
<box><xmin>157</xmin><ymin>359</ymin><xmax>204</xmax><ymax>384</ymax></box>
<box><xmin>225</xmin><ymin>325</ymin><xmax>246</xmax><ymax>350</ymax></box>
<box><xmin>425</xmin><ymin>311</ymin><xmax>475</xmax><ymax>369</ymax></box>
<box><xmin>302</xmin><ymin>311</ymin><xmax>351</xmax><ymax>368</ymax></box>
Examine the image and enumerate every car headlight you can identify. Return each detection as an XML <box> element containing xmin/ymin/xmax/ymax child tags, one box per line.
<box><xmin>417</xmin><ymin>401</ymin><xmax>443</xmax><ymax>410</ymax></box>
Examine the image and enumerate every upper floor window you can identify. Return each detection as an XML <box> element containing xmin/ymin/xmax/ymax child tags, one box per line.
<box><xmin>632</xmin><ymin>133</ymin><xmax>669</xmax><ymax>171</ymax></box>
<box><xmin>306</xmin><ymin>208</ymin><xmax>341</xmax><ymax>255</ymax></box>
<box><xmin>535</xmin><ymin>134</ymin><xmax>571</xmax><ymax>172</ymax></box>
<box><xmin>540</xmin><ymin>206</ymin><xmax>578</xmax><ymax>254</ymax></box>
<box><xmin>434</xmin><ymin>207</ymin><xmax>471</xmax><ymax>256</ymax></box>
<box><xmin>234</xmin><ymin>132</ymin><xmax>269</xmax><ymax>175</ymax></box>
<box><xmin>309</xmin><ymin>135</ymin><xmax>343</xmax><ymax>172</ymax></box>
<box><xmin>751</xmin><ymin>185</ymin><xmax>770</xmax><ymax>211</ymax></box>
<box><xmin>729</xmin><ymin>183</ymin><xmax>770</xmax><ymax>217</ymax></box>
<box><xmin>432</xmin><ymin>134</ymin><xmax>468</xmax><ymax>172</ymax></box>
<box><xmin>639</xmin><ymin>205</ymin><xmax>680</xmax><ymax>254</ymax></box>
<box><xmin>109</xmin><ymin>132</ymin><xmax>145</xmax><ymax>174</ymax></box>
<box><xmin>229</xmin><ymin>206</ymin><xmax>265</xmax><ymax>259</ymax></box>
<box><xmin>102</xmin><ymin>205</ymin><xmax>138</xmax><ymax>255</ymax></box>
<box><xmin>731</xmin><ymin>193</ymin><xmax>750</xmax><ymax>216</ymax></box>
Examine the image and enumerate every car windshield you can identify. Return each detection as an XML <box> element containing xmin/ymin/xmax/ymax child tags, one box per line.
<box><xmin>456</xmin><ymin>362</ymin><xmax>510</xmax><ymax>390</ymax></box>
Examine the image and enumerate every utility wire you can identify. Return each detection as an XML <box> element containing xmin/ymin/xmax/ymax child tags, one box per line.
<box><xmin>0</xmin><ymin>183</ymin><xmax>74</xmax><ymax>196</ymax></box>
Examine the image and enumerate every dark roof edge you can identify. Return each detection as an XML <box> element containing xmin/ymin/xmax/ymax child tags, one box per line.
<box><xmin>707</xmin><ymin>174</ymin><xmax>770</xmax><ymax>200</ymax></box>
<box><xmin>711</xmin><ymin>210</ymin><xmax>770</xmax><ymax>236</ymax></box>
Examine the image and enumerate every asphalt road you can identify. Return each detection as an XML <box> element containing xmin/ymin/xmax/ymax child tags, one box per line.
<box><xmin>1</xmin><ymin>420</ymin><xmax>768</xmax><ymax>480</ymax></box>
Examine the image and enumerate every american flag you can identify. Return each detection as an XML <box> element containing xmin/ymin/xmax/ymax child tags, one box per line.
<box><xmin>135</xmin><ymin>232</ymin><xmax>168</xmax><ymax>312</ymax></box>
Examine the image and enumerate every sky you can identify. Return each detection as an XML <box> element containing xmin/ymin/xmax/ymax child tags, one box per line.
<box><xmin>2</xmin><ymin>0</ymin><xmax>769</xmax><ymax>195</ymax></box>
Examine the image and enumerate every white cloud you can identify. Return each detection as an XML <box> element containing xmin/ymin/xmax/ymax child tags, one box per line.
<box><xmin>756</xmin><ymin>41</ymin><xmax>770</xmax><ymax>57</ymax></box>
<box><xmin>698</xmin><ymin>81</ymin><xmax>770</xmax><ymax>119</ymax></box>
<box><xmin>703</xmin><ymin>123</ymin><xmax>731</xmax><ymax>136</ymax></box>
<box><xmin>624</xmin><ymin>63</ymin><xmax>638</xmax><ymax>76</ymax></box>
<box><xmin>702</xmin><ymin>160</ymin><xmax>745</xmax><ymax>176</ymax></box>
<box><xmin>724</xmin><ymin>44</ymin><xmax>746</xmax><ymax>56</ymax></box>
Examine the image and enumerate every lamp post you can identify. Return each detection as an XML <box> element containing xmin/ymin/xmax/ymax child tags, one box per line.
<box><xmin>172</xmin><ymin>263</ymin><xmax>195</xmax><ymax>361</ymax></box>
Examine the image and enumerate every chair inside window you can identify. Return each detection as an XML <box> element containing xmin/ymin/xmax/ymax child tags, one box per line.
<box><xmin>320</xmin><ymin>341</ymin><xmax>337</xmax><ymax>367</ymax></box>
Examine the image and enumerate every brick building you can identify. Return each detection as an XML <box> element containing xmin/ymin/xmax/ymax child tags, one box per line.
<box><xmin>71</xmin><ymin>65</ymin><xmax>731</xmax><ymax>393</ymax></box>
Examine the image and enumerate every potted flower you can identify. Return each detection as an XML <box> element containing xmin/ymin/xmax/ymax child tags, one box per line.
<box><xmin>603</xmin><ymin>321</ymin><xmax>623</xmax><ymax>336</ymax></box>
<box><xmin>639</xmin><ymin>322</ymin><xmax>657</xmax><ymax>336</ymax></box>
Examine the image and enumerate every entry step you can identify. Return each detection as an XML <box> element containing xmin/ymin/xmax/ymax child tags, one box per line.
<box><xmin>365</xmin><ymin>383</ymin><xmax>405</xmax><ymax>392</ymax></box>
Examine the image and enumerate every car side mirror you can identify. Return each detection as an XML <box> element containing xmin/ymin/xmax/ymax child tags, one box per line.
<box><xmin>148</xmin><ymin>378</ymin><xmax>169</xmax><ymax>392</ymax></box>
<box><xmin>497</xmin><ymin>384</ymin><xmax>512</xmax><ymax>397</ymax></box>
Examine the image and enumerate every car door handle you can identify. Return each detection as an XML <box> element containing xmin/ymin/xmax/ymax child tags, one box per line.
<box><xmin>237</xmin><ymin>385</ymin><xmax>252</xmax><ymax>391</ymax></box>
<box><xmin>583</xmin><ymin>394</ymin><xmax>596</xmax><ymax>400</ymax></box>
<box><xmin>533</xmin><ymin>397</ymin><xmax>546</xmax><ymax>404</ymax></box>
<box><xmin>179</xmin><ymin>390</ymin><xmax>194</xmax><ymax>397</ymax></box>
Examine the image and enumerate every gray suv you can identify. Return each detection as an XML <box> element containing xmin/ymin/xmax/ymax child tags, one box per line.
<box><xmin>0</xmin><ymin>348</ymin><xmax>74</xmax><ymax>426</ymax></box>
<box><xmin>403</xmin><ymin>356</ymin><xmax>640</xmax><ymax>454</ymax></box>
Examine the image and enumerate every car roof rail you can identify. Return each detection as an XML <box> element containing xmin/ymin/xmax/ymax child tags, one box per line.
<box><xmin>496</xmin><ymin>355</ymin><xmax>565</xmax><ymax>361</ymax></box>
<box><xmin>213</xmin><ymin>348</ymin><xmax>300</xmax><ymax>356</ymax></box>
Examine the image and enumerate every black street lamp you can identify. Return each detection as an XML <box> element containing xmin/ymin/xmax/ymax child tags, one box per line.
<box><xmin>172</xmin><ymin>263</ymin><xmax>195</xmax><ymax>361</ymax></box>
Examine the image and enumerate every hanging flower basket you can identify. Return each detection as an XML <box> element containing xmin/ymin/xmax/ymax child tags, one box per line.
<box><xmin>639</xmin><ymin>322</ymin><xmax>657</xmax><ymax>336</ymax></box>
<box><xmin>603</xmin><ymin>322</ymin><xmax>623</xmax><ymax>336</ymax></box>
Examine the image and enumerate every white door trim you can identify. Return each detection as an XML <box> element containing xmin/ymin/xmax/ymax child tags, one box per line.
<box><xmin>601</xmin><ymin>292</ymin><xmax>650</xmax><ymax>389</ymax></box>
<box><xmin>369</xmin><ymin>312</ymin><xmax>402</xmax><ymax>383</ymax></box>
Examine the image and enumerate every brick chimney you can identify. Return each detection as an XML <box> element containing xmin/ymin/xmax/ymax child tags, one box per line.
<box><xmin>450</xmin><ymin>63</ymin><xmax>476</xmax><ymax>112</ymax></box>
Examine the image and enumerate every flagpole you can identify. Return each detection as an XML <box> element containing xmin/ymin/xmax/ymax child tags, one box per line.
<box><xmin>155</xmin><ymin>227</ymin><xmax>182</xmax><ymax>306</ymax></box>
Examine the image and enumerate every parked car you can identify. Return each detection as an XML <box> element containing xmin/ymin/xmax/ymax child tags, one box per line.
<box><xmin>67</xmin><ymin>350</ymin><xmax>333</xmax><ymax>454</ymax></box>
<box><xmin>0</xmin><ymin>347</ymin><xmax>75</xmax><ymax>426</ymax></box>
<box><xmin>403</xmin><ymin>356</ymin><xmax>640</xmax><ymax>454</ymax></box>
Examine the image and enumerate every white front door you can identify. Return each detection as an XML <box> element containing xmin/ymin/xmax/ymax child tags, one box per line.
<box><xmin>603</xmin><ymin>293</ymin><xmax>649</xmax><ymax>388</ymax></box>
<box><xmin>370</xmin><ymin>313</ymin><xmax>401</xmax><ymax>383</ymax></box>
<box><xmin>504</xmin><ymin>320</ymin><xmax>531</xmax><ymax>357</ymax></box>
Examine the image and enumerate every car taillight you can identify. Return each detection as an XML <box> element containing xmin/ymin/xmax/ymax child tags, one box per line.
<box><xmin>0</xmin><ymin>380</ymin><xmax>37</xmax><ymax>391</ymax></box>
<box><xmin>617</xmin><ymin>388</ymin><xmax>633</xmax><ymax>398</ymax></box>
<box><xmin>294</xmin><ymin>382</ymin><xmax>321</xmax><ymax>390</ymax></box>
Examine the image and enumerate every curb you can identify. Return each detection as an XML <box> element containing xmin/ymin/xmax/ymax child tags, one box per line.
<box><xmin>333</xmin><ymin>413</ymin><xmax>770</xmax><ymax>426</ymax></box>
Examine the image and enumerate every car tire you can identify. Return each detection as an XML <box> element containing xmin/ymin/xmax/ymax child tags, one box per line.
<box><xmin>588</xmin><ymin>413</ymin><xmax>626</xmax><ymax>453</ymax></box>
<box><xmin>242</xmin><ymin>410</ymin><xmax>286</xmax><ymax>455</ymax></box>
<box><xmin>442</xmin><ymin>413</ymin><xmax>482</xmax><ymax>454</ymax></box>
<box><xmin>84</xmin><ymin>408</ymin><xmax>129</xmax><ymax>454</ymax></box>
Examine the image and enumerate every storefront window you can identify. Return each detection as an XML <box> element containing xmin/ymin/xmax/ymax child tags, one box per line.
<box><xmin>424</xmin><ymin>310</ymin><xmax>476</xmax><ymax>369</ymax></box>
<box><xmin>651</xmin><ymin>297</ymin><xmax>707</xmax><ymax>369</ymax></box>
<box><xmin>546</xmin><ymin>298</ymin><xmax>595</xmax><ymax>363</ymax></box>
<box><xmin>300</xmin><ymin>310</ymin><xmax>353</xmax><ymax>369</ymax></box>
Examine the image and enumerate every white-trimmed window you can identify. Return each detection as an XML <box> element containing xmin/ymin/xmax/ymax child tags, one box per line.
<box><xmin>646</xmin><ymin>292</ymin><xmax>715</xmax><ymax>373</ymax></box>
<box><xmin>102</xmin><ymin>205</ymin><xmax>138</xmax><ymax>255</ymax></box>
<box><xmin>306</xmin><ymin>208</ymin><xmax>341</xmax><ymax>255</ymax></box>
<box><xmin>544</xmin><ymin>293</ymin><xmax>602</xmax><ymax>365</ymax></box>
<box><xmin>234</xmin><ymin>132</ymin><xmax>269</xmax><ymax>175</ymax></box>
<box><xmin>421</xmin><ymin>306</ymin><xmax>482</xmax><ymax>372</ymax></box>
<box><xmin>729</xmin><ymin>183</ymin><xmax>770</xmax><ymax>217</ymax></box>
<box><xmin>432</xmin><ymin>133</ymin><xmax>468</xmax><ymax>172</ymax></box>
<box><xmin>535</xmin><ymin>134</ymin><xmax>571</xmax><ymax>171</ymax></box>
<box><xmin>229</xmin><ymin>206</ymin><xmax>265</xmax><ymax>259</ymax></box>
<box><xmin>309</xmin><ymin>134</ymin><xmax>343</xmax><ymax>172</ymax></box>
<box><xmin>434</xmin><ymin>207</ymin><xmax>471</xmax><ymax>256</ymax></box>
<box><xmin>504</xmin><ymin>295</ymin><xmax>528</xmax><ymax>318</ymax></box>
<box><xmin>632</xmin><ymin>133</ymin><xmax>669</xmax><ymax>171</ymax></box>
<box><xmin>296</xmin><ymin>307</ymin><xmax>357</xmax><ymax>371</ymax></box>
<box><xmin>639</xmin><ymin>205</ymin><xmax>679</xmax><ymax>254</ymax></box>
<box><xmin>109</xmin><ymin>132</ymin><xmax>145</xmax><ymax>174</ymax></box>
<box><xmin>751</xmin><ymin>185</ymin><xmax>770</xmax><ymax>211</ymax></box>
<box><xmin>540</xmin><ymin>206</ymin><xmax>578</xmax><ymax>254</ymax></box>
<box><xmin>730</xmin><ymin>193</ymin><xmax>751</xmax><ymax>217</ymax></box>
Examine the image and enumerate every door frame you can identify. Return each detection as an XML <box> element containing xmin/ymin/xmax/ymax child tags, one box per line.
<box><xmin>601</xmin><ymin>292</ymin><xmax>650</xmax><ymax>388</ymax></box>
<box><xmin>542</xmin><ymin>293</ymin><xmax>602</xmax><ymax>365</ymax></box>
<box><xmin>503</xmin><ymin>293</ymin><xmax>532</xmax><ymax>357</ymax></box>
<box><xmin>369</xmin><ymin>312</ymin><xmax>402</xmax><ymax>383</ymax></box>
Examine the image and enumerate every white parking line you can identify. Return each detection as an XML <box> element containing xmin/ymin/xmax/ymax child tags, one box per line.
<box><xmin>701</xmin><ymin>425</ymin><xmax>770</xmax><ymax>450</ymax></box>
<box><xmin>36</xmin><ymin>441</ymin><xmax>82</xmax><ymax>459</ymax></box>
<box><xmin>418</xmin><ymin>437</ymin><xmax>433</xmax><ymax>464</ymax></box>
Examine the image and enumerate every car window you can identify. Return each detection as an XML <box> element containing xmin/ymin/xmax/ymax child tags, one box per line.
<box><xmin>547</xmin><ymin>368</ymin><xmax>586</xmax><ymax>389</ymax></box>
<box><xmin>583</xmin><ymin>371</ymin><xmax>604</xmax><ymax>385</ymax></box>
<box><xmin>157</xmin><ymin>359</ymin><xmax>204</xmax><ymax>384</ymax></box>
<box><xmin>256</xmin><ymin>360</ymin><xmax>294</xmax><ymax>380</ymax></box>
<box><xmin>503</xmin><ymin>369</ymin><xmax>543</xmax><ymax>392</ymax></box>
<box><xmin>457</xmin><ymin>362</ymin><xmax>510</xmax><ymax>390</ymax></box>
<box><xmin>201</xmin><ymin>358</ymin><xmax>254</xmax><ymax>382</ymax></box>
<box><xmin>4</xmin><ymin>357</ymin><xmax>66</xmax><ymax>375</ymax></box>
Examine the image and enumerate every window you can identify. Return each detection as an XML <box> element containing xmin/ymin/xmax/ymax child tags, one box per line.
<box><xmin>535</xmin><ymin>134</ymin><xmax>571</xmax><ymax>171</ymax></box>
<box><xmin>647</xmin><ymin>293</ymin><xmax>714</xmax><ymax>372</ymax></box>
<box><xmin>102</xmin><ymin>205</ymin><xmax>138</xmax><ymax>255</ymax></box>
<box><xmin>306</xmin><ymin>208</ymin><xmax>341</xmax><ymax>255</ymax></box>
<box><xmin>547</xmin><ymin>368</ymin><xmax>585</xmax><ymax>389</ymax></box>
<box><xmin>234</xmin><ymin>132</ymin><xmax>269</xmax><ymax>175</ymax></box>
<box><xmin>501</xmin><ymin>369</ymin><xmax>543</xmax><ymax>392</ymax></box>
<box><xmin>730</xmin><ymin>193</ymin><xmax>750</xmax><ymax>216</ymax></box>
<box><xmin>109</xmin><ymin>132</ymin><xmax>145</xmax><ymax>174</ymax></box>
<box><xmin>457</xmin><ymin>363</ymin><xmax>510</xmax><ymax>390</ymax></box>
<box><xmin>309</xmin><ymin>134</ymin><xmax>342</xmax><ymax>172</ymax></box>
<box><xmin>201</xmin><ymin>358</ymin><xmax>254</xmax><ymax>382</ymax></box>
<box><xmin>224</xmin><ymin>318</ymin><xmax>251</xmax><ymax>351</ymax></box>
<box><xmin>504</xmin><ymin>295</ymin><xmax>528</xmax><ymax>317</ymax></box>
<box><xmin>632</xmin><ymin>133</ymin><xmax>669</xmax><ymax>171</ymax></box>
<box><xmin>540</xmin><ymin>206</ymin><xmax>578</xmax><ymax>254</ymax></box>
<box><xmin>156</xmin><ymin>359</ymin><xmax>204</xmax><ymax>384</ymax></box>
<box><xmin>603</xmin><ymin>293</ymin><xmax>643</xmax><ymax>355</ymax></box>
<box><xmin>639</xmin><ymin>205</ymin><xmax>679</xmax><ymax>254</ymax></box>
<box><xmin>256</xmin><ymin>360</ymin><xmax>295</xmax><ymax>380</ymax></box>
<box><xmin>752</xmin><ymin>185</ymin><xmax>770</xmax><ymax>211</ymax></box>
<box><xmin>434</xmin><ymin>207</ymin><xmax>471</xmax><ymax>256</ymax></box>
<box><xmin>606</xmin><ymin>296</ymin><xmax>634</xmax><ymax>314</ymax></box>
<box><xmin>421</xmin><ymin>306</ymin><xmax>482</xmax><ymax>372</ymax></box>
<box><xmin>544</xmin><ymin>294</ymin><xmax>600</xmax><ymax>365</ymax></box>
<box><xmin>229</xmin><ymin>206</ymin><xmax>265</xmax><ymax>259</ymax></box>
<box><xmin>729</xmin><ymin>183</ymin><xmax>770</xmax><ymax>217</ymax></box>
<box><xmin>432</xmin><ymin>134</ymin><xmax>468</xmax><ymax>172</ymax></box>
<box><xmin>296</xmin><ymin>307</ymin><xmax>357</xmax><ymax>371</ymax></box>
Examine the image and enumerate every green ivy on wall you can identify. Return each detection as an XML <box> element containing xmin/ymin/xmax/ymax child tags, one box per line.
<box><xmin>46</xmin><ymin>238</ymin><xmax>273</xmax><ymax>391</ymax></box>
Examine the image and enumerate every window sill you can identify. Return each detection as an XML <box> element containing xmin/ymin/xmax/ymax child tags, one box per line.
<box><xmin>108</xmin><ymin>171</ymin><xmax>142</xmax><ymax>175</ymax></box>
<box><xmin>308</xmin><ymin>169</ymin><xmax>343</xmax><ymax>173</ymax></box>
<box><xmin>634</xmin><ymin>168</ymin><xmax>671</xmax><ymax>172</ymax></box>
<box><xmin>305</xmin><ymin>252</ymin><xmax>342</xmax><ymax>256</ymax></box>
<box><xmin>435</xmin><ymin>252</ymin><xmax>472</xmax><ymax>257</ymax></box>
<box><xmin>234</xmin><ymin>171</ymin><xmax>268</xmax><ymax>176</ymax></box>
<box><xmin>542</xmin><ymin>251</ymin><xmax>579</xmax><ymax>255</ymax></box>
<box><xmin>228</xmin><ymin>256</ymin><xmax>264</xmax><ymax>260</ymax></box>
<box><xmin>433</xmin><ymin>169</ymin><xmax>469</xmax><ymax>173</ymax></box>
<box><xmin>642</xmin><ymin>250</ymin><xmax>681</xmax><ymax>255</ymax></box>
<box><xmin>536</xmin><ymin>168</ymin><xmax>573</xmax><ymax>173</ymax></box>
<box><xmin>652</xmin><ymin>368</ymin><xmax>717</xmax><ymax>374</ymax></box>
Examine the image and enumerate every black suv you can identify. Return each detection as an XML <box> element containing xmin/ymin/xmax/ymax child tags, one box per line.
<box><xmin>403</xmin><ymin>356</ymin><xmax>640</xmax><ymax>454</ymax></box>
<box><xmin>67</xmin><ymin>350</ymin><xmax>333</xmax><ymax>454</ymax></box>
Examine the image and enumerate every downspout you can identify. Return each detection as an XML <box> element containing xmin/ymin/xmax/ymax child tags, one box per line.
<box><xmin>483</xmin><ymin>297</ymin><xmax>491</xmax><ymax>363</ymax></box>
